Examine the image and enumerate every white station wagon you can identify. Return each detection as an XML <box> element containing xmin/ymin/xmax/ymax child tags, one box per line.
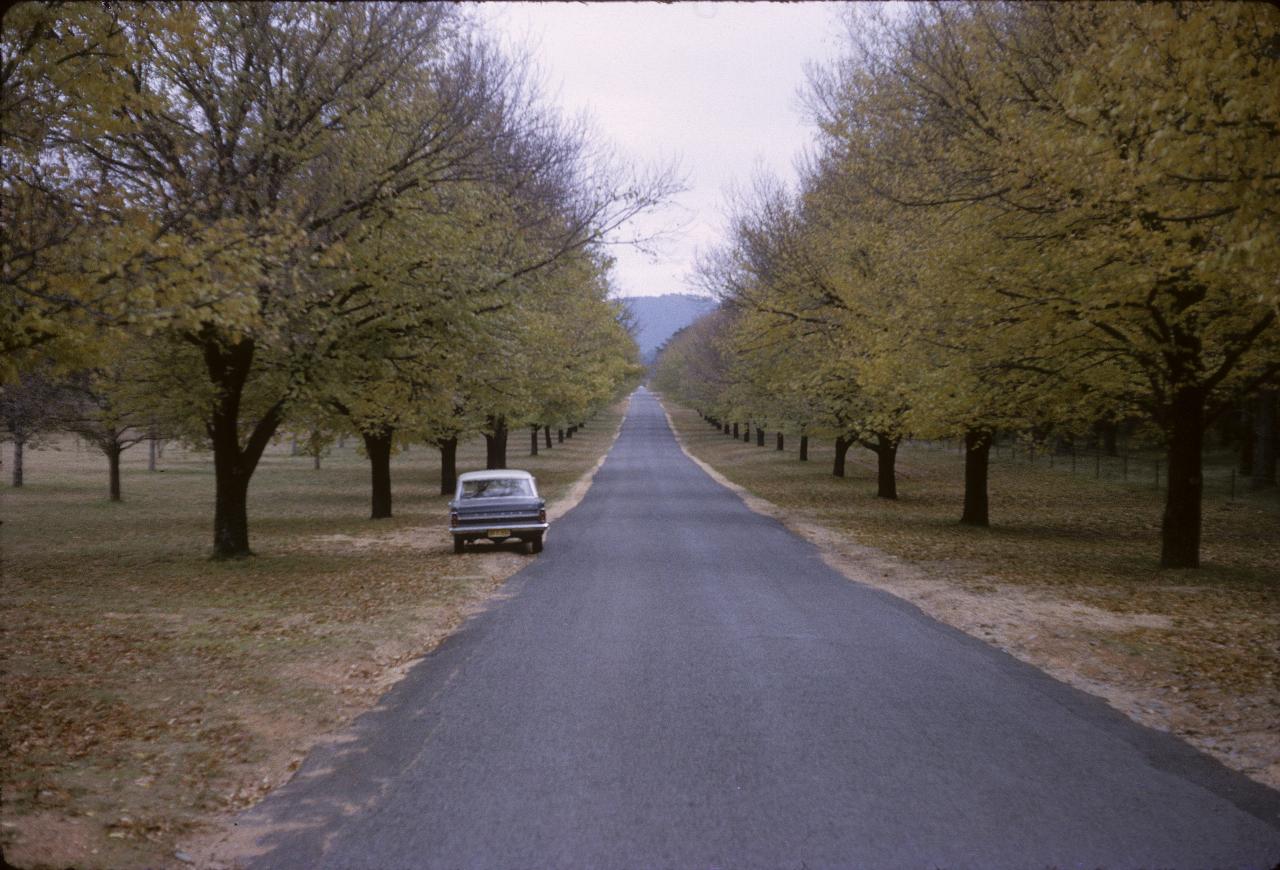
<box><xmin>449</xmin><ymin>469</ymin><xmax>549</xmax><ymax>554</ymax></box>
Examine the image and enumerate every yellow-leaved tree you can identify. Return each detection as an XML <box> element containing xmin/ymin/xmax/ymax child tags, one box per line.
<box><xmin>811</xmin><ymin>1</ymin><xmax>1279</xmax><ymax>565</ymax></box>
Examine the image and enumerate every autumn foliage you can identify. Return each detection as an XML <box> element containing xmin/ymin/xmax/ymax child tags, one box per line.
<box><xmin>659</xmin><ymin>2</ymin><xmax>1279</xmax><ymax>568</ymax></box>
<box><xmin>3</xmin><ymin>3</ymin><xmax>670</xmax><ymax>556</ymax></box>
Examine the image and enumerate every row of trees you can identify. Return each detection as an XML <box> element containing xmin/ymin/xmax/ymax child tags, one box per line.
<box><xmin>3</xmin><ymin>3</ymin><xmax>669</xmax><ymax>557</ymax></box>
<box><xmin>0</xmin><ymin>354</ymin><xmax>609</xmax><ymax>503</ymax></box>
<box><xmin>655</xmin><ymin>2</ymin><xmax>1278</xmax><ymax>568</ymax></box>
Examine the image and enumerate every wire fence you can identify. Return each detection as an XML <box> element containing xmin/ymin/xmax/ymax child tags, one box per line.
<box><xmin>908</xmin><ymin>438</ymin><xmax>1279</xmax><ymax>506</ymax></box>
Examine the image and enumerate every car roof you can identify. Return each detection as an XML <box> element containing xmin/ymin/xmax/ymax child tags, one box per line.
<box><xmin>457</xmin><ymin>469</ymin><xmax>536</xmax><ymax>482</ymax></box>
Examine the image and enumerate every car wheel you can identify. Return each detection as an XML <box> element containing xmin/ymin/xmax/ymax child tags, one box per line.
<box><xmin>453</xmin><ymin>536</ymin><xmax>465</xmax><ymax>554</ymax></box>
<box><xmin>530</xmin><ymin>534</ymin><xmax>543</xmax><ymax>554</ymax></box>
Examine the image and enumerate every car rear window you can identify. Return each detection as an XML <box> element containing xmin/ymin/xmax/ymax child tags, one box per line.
<box><xmin>460</xmin><ymin>478</ymin><xmax>533</xmax><ymax>498</ymax></box>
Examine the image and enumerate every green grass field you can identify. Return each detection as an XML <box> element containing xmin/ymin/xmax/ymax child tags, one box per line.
<box><xmin>1</xmin><ymin>411</ymin><xmax>622</xmax><ymax>869</ymax></box>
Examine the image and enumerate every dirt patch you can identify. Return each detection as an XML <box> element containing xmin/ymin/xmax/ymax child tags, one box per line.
<box><xmin>661</xmin><ymin>400</ymin><xmax>1280</xmax><ymax>791</ymax></box>
<box><xmin>304</xmin><ymin>529</ymin><xmax>443</xmax><ymax>551</ymax></box>
<box><xmin>1</xmin><ymin>814</ymin><xmax>102</xmax><ymax>868</ymax></box>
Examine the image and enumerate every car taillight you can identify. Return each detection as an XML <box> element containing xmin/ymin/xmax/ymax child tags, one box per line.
<box><xmin>538</xmin><ymin>509</ymin><xmax>546</xmax><ymax>523</ymax></box>
<box><xmin>450</xmin><ymin>512</ymin><xmax>459</xmax><ymax>525</ymax></box>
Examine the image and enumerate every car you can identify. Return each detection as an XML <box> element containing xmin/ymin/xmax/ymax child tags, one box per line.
<box><xmin>449</xmin><ymin>469</ymin><xmax>549</xmax><ymax>555</ymax></box>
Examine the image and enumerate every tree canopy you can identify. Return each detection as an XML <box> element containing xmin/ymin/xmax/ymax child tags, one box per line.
<box><xmin>3</xmin><ymin>2</ymin><xmax>669</xmax><ymax>556</ymax></box>
<box><xmin>659</xmin><ymin>1</ymin><xmax>1279</xmax><ymax>567</ymax></box>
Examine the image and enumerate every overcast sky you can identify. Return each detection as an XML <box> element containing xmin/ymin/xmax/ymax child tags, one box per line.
<box><xmin>472</xmin><ymin>2</ymin><xmax>847</xmax><ymax>299</ymax></box>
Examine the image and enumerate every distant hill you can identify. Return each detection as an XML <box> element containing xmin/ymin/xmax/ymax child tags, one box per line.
<box><xmin>623</xmin><ymin>293</ymin><xmax>719</xmax><ymax>363</ymax></box>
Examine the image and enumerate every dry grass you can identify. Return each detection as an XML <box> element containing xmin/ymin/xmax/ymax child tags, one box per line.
<box><xmin>0</xmin><ymin>411</ymin><xmax>622</xmax><ymax>870</ymax></box>
<box><xmin>664</xmin><ymin>403</ymin><xmax>1280</xmax><ymax>790</ymax></box>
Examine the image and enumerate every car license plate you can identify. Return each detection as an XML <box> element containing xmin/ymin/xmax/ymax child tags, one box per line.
<box><xmin>488</xmin><ymin>529</ymin><xmax>510</xmax><ymax>538</ymax></box>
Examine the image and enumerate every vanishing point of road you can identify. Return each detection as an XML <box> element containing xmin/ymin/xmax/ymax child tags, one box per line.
<box><xmin>239</xmin><ymin>388</ymin><xmax>1280</xmax><ymax>869</ymax></box>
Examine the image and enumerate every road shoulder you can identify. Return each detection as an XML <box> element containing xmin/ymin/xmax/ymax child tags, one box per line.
<box><xmin>658</xmin><ymin>396</ymin><xmax>1280</xmax><ymax>794</ymax></box>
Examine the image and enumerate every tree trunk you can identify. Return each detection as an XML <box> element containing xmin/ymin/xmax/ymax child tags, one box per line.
<box><xmin>204</xmin><ymin>337</ymin><xmax>285</xmax><ymax>559</ymax></box>
<box><xmin>1238</xmin><ymin>400</ymin><xmax>1254</xmax><ymax>476</ymax></box>
<box><xmin>310</xmin><ymin>429</ymin><xmax>322</xmax><ymax>469</ymax></box>
<box><xmin>290</xmin><ymin>436</ymin><xmax>299</xmax><ymax>457</ymax></box>
<box><xmin>12</xmin><ymin>437</ymin><xmax>24</xmax><ymax>487</ymax></box>
<box><xmin>209</xmin><ymin>450</ymin><xmax>256</xmax><ymax>558</ymax></box>
<box><xmin>485</xmin><ymin>416</ymin><xmax>508</xmax><ymax>469</ymax></box>
<box><xmin>799</xmin><ymin>434</ymin><xmax>808</xmax><ymax>462</ymax></box>
<box><xmin>732</xmin><ymin>423</ymin><xmax>739</xmax><ymax>439</ymax></box>
<box><xmin>755</xmin><ymin>427</ymin><xmax>764</xmax><ymax>447</ymax></box>
<box><xmin>1214</xmin><ymin>405</ymin><xmax>1236</xmax><ymax>448</ymax></box>
<box><xmin>723</xmin><ymin>422</ymin><xmax>730</xmax><ymax>435</ymax></box>
<box><xmin>1100</xmin><ymin>421</ymin><xmax>1118</xmax><ymax>457</ymax></box>
<box><xmin>566</xmin><ymin>425</ymin><xmax>575</xmax><ymax>439</ymax></box>
<box><xmin>557</xmin><ymin>428</ymin><xmax>565</xmax><ymax>444</ymax></box>
<box><xmin>776</xmin><ymin>432</ymin><xmax>784</xmax><ymax>451</ymax></box>
<box><xmin>833</xmin><ymin>436</ymin><xmax>851</xmax><ymax>478</ymax></box>
<box><xmin>530</xmin><ymin>424</ymin><xmax>539</xmax><ymax>457</ymax></box>
<box><xmin>742</xmin><ymin>424</ymin><xmax>750</xmax><ymax>443</ymax></box>
<box><xmin>363</xmin><ymin>428</ymin><xmax>394</xmax><ymax>520</ymax></box>
<box><xmin>438</xmin><ymin>437</ymin><xmax>458</xmax><ymax>496</ymax></box>
<box><xmin>961</xmin><ymin>428</ymin><xmax>992</xmax><ymax>527</ymax></box>
<box><xmin>148</xmin><ymin>435</ymin><xmax>157</xmax><ymax>472</ymax></box>
<box><xmin>1160</xmin><ymin>390</ymin><xmax>1205</xmax><ymax>568</ymax></box>
<box><xmin>864</xmin><ymin>433</ymin><xmax>898</xmax><ymax>499</ymax></box>
<box><xmin>544</xmin><ymin>425</ymin><xmax>552</xmax><ymax>449</ymax></box>
<box><xmin>212</xmin><ymin>460</ymin><xmax>252</xmax><ymax>558</ymax></box>
<box><xmin>1251</xmin><ymin>389</ymin><xmax>1276</xmax><ymax>490</ymax></box>
<box><xmin>107</xmin><ymin>443</ymin><xmax>122</xmax><ymax>502</ymax></box>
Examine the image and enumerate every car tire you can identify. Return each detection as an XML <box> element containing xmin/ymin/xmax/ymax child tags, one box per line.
<box><xmin>530</xmin><ymin>534</ymin><xmax>543</xmax><ymax>554</ymax></box>
<box><xmin>453</xmin><ymin>536</ymin><xmax>465</xmax><ymax>554</ymax></box>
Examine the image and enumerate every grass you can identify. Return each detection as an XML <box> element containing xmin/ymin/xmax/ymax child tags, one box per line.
<box><xmin>0</xmin><ymin>410</ymin><xmax>622</xmax><ymax>870</ymax></box>
<box><xmin>664</xmin><ymin>402</ymin><xmax>1280</xmax><ymax>789</ymax></box>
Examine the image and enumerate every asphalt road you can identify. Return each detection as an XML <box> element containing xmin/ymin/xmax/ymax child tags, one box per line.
<box><xmin>241</xmin><ymin>388</ymin><xmax>1280</xmax><ymax>869</ymax></box>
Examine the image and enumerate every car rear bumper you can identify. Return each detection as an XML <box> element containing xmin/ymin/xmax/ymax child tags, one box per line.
<box><xmin>450</xmin><ymin>522</ymin><xmax>549</xmax><ymax>537</ymax></box>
